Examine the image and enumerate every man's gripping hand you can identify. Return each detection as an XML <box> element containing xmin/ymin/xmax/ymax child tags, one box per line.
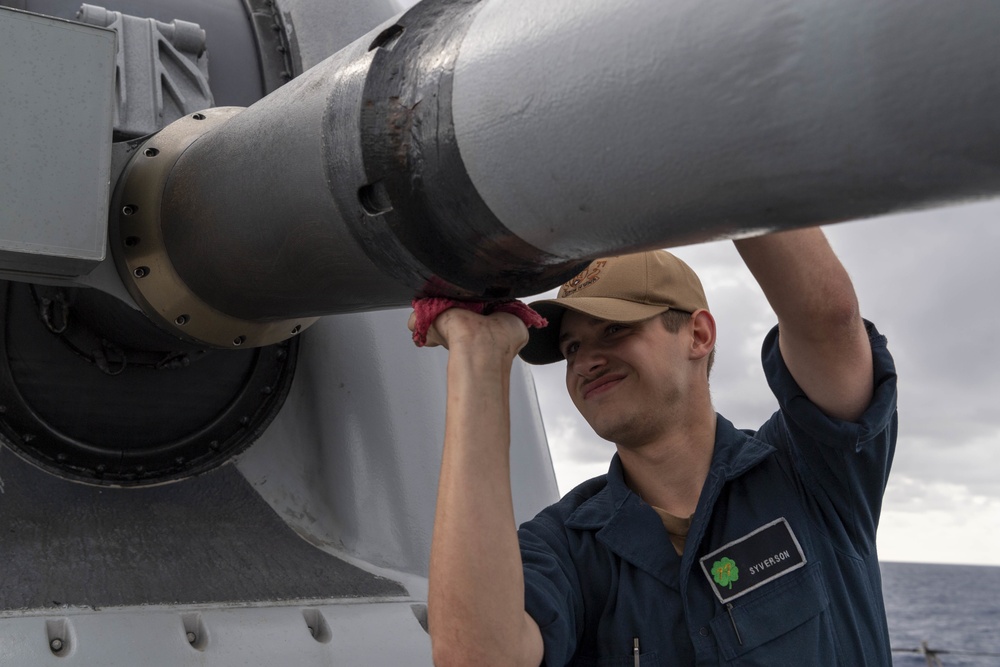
<box><xmin>408</xmin><ymin>307</ymin><xmax>530</xmax><ymax>359</ymax></box>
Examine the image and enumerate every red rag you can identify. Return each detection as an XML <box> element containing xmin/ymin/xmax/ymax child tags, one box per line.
<box><xmin>410</xmin><ymin>298</ymin><xmax>548</xmax><ymax>347</ymax></box>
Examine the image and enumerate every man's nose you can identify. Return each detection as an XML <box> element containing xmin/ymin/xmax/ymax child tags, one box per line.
<box><xmin>572</xmin><ymin>342</ymin><xmax>606</xmax><ymax>377</ymax></box>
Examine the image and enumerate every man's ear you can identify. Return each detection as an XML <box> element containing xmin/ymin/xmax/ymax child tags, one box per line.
<box><xmin>689</xmin><ymin>309</ymin><xmax>716</xmax><ymax>361</ymax></box>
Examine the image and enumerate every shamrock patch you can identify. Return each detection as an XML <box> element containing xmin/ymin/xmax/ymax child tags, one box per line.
<box><xmin>711</xmin><ymin>557</ymin><xmax>739</xmax><ymax>589</ymax></box>
<box><xmin>699</xmin><ymin>518</ymin><xmax>806</xmax><ymax>603</ymax></box>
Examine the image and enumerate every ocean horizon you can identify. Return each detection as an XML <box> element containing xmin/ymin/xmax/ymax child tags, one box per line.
<box><xmin>881</xmin><ymin>561</ymin><xmax>1000</xmax><ymax>666</ymax></box>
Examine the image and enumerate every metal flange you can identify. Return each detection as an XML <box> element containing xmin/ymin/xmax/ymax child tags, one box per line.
<box><xmin>110</xmin><ymin>107</ymin><xmax>318</xmax><ymax>348</ymax></box>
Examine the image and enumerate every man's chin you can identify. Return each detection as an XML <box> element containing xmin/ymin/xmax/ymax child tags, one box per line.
<box><xmin>588</xmin><ymin>418</ymin><xmax>635</xmax><ymax>447</ymax></box>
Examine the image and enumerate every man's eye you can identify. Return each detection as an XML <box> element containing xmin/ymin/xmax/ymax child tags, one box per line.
<box><xmin>606</xmin><ymin>324</ymin><xmax>626</xmax><ymax>335</ymax></box>
<box><xmin>562</xmin><ymin>342</ymin><xmax>579</xmax><ymax>358</ymax></box>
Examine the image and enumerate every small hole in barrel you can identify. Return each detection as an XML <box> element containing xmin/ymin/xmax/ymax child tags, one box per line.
<box><xmin>358</xmin><ymin>181</ymin><xmax>392</xmax><ymax>216</ymax></box>
<box><xmin>368</xmin><ymin>24</ymin><xmax>404</xmax><ymax>51</ymax></box>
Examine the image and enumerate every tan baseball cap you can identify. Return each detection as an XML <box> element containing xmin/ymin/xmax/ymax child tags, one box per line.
<box><xmin>519</xmin><ymin>250</ymin><xmax>709</xmax><ymax>365</ymax></box>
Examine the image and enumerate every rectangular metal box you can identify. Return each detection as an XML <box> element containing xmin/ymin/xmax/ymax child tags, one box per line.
<box><xmin>0</xmin><ymin>6</ymin><xmax>115</xmax><ymax>277</ymax></box>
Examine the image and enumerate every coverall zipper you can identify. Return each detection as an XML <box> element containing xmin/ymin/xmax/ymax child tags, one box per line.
<box><xmin>633</xmin><ymin>636</ymin><xmax>640</xmax><ymax>666</ymax></box>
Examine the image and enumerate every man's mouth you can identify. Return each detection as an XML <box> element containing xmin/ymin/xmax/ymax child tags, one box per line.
<box><xmin>582</xmin><ymin>373</ymin><xmax>626</xmax><ymax>399</ymax></box>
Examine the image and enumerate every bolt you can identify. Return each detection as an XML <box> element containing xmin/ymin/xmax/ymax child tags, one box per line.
<box><xmin>192</xmin><ymin>113</ymin><xmax>206</xmax><ymax>121</ymax></box>
<box><xmin>174</xmin><ymin>314</ymin><xmax>189</xmax><ymax>326</ymax></box>
<box><xmin>143</xmin><ymin>147</ymin><xmax>159</xmax><ymax>157</ymax></box>
<box><xmin>175</xmin><ymin>456</ymin><xmax>185</xmax><ymax>465</ymax></box>
<box><xmin>124</xmin><ymin>236</ymin><xmax>140</xmax><ymax>247</ymax></box>
<box><xmin>307</xmin><ymin>626</ymin><xmax>315</xmax><ymax>637</ymax></box>
<box><xmin>260</xmin><ymin>386</ymin><xmax>272</xmax><ymax>395</ymax></box>
<box><xmin>233</xmin><ymin>336</ymin><xmax>246</xmax><ymax>346</ymax></box>
<box><xmin>95</xmin><ymin>464</ymin><xmax>106</xmax><ymax>472</ymax></box>
<box><xmin>50</xmin><ymin>638</ymin><xmax>64</xmax><ymax>652</ymax></box>
<box><xmin>122</xmin><ymin>205</ymin><xmax>137</xmax><ymax>216</ymax></box>
<box><xmin>239</xmin><ymin>416</ymin><xmax>250</xmax><ymax>426</ymax></box>
<box><xmin>186</xmin><ymin>632</ymin><xmax>197</xmax><ymax>644</ymax></box>
<box><xmin>133</xmin><ymin>266</ymin><xmax>149</xmax><ymax>278</ymax></box>
<box><xmin>209</xmin><ymin>440</ymin><xmax>220</xmax><ymax>450</ymax></box>
<box><xmin>291</xmin><ymin>324</ymin><xmax>301</xmax><ymax>335</ymax></box>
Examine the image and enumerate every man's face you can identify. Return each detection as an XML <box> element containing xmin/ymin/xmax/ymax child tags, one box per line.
<box><xmin>559</xmin><ymin>310</ymin><xmax>693</xmax><ymax>448</ymax></box>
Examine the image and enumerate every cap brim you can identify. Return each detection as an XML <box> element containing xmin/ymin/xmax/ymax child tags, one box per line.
<box><xmin>518</xmin><ymin>298</ymin><xmax>671</xmax><ymax>365</ymax></box>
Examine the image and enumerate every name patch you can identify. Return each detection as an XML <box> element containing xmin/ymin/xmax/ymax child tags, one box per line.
<box><xmin>698</xmin><ymin>518</ymin><xmax>806</xmax><ymax>604</ymax></box>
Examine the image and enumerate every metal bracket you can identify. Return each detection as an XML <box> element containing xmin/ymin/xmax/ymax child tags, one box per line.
<box><xmin>77</xmin><ymin>3</ymin><xmax>214</xmax><ymax>138</ymax></box>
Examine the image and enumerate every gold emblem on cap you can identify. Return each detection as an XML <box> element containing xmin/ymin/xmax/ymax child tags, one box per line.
<box><xmin>560</xmin><ymin>260</ymin><xmax>607</xmax><ymax>297</ymax></box>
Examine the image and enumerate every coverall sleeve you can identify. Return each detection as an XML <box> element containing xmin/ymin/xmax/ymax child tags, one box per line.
<box><xmin>757</xmin><ymin>319</ymin><xmax>898</xmax><ymax>553</ymax></box>
<box><xmin>518</xmin><ymin>512</ymin><xmax>586</xmax><ymax>667</ymax></box>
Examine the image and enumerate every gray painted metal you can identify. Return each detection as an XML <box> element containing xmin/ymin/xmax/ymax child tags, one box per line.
<box><xmin>276</xmin><ymin>0</ymin><xmax>401</xmax><ymax>71</ymax></box>
<box><xmin>243</xmin><ymin>0</ymin><xmax>296</xmax><ymax>93</ymax></box>
<box><xmin>0</xmin><ymin>601</ymin><xmax>432</xmax><ymax>665</ymax></box>
<box><xmin>18</xmin><ymin>0</ymin><xmax>265</xmax><ymax>108</ymax></box>
<box><xmin>135</xmin><ymin>0</ymin><xmax>1000</xmax><ymax>324</ymax></box>
<box><xmin>110</xmin><ymin>107</ymin><xmax>320</xmax><ymax>348</ymax></box>
<box><xmin>158</xmin><ymin>19</ymin><xmax>413</xmax><ymax>320</ymax></box>
<box><xmin>452</xmin><ymin>0</ymin><xmax>1000</xmax><ymax>258</ymax></box>
<box><xmin>236</xmin><ymin>309</ymin><xmax>559</xmax><ymax>577</ymax></box>
<box><xmin>77</xmin><ymin>4</ymin><xmax>214</xmax><ymax>138</ymax></box>
<box><xmin>0</xmin><ymin>445</ymin><xmax>404</xmax><ymax>610</ymax></box>
<box><xmin>0</xmin><ymin>306</ymin><xmax>555</xmax><ymax>664</ymax></box>
<box><xmin>0</xmin><ymin>0</ymin><xmax>270</xmax><ymax>293</ymax></box>
<box><xmin>143</xmin><ymin>1</ymin><xmax>584</xmax><ymax>325</ymax></box>
<box><xmin>0</xmin><ymin>6</ymin><xmax>114</xmax><ymax>277</ymax></box>
<box><xmin>0</xmin><ymin>0</ymin><xmax>399</xmax><ymax>303</ymax></box>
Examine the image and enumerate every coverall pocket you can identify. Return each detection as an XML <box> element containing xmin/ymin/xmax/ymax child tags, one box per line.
<box><xmin>709</xmin><ymin>562</ymin><xmax>837</xmax><ymax>664</ymax></box>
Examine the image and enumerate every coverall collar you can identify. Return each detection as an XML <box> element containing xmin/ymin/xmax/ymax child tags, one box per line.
<box><xmin>564</xmin><ymin>414</ymin><xmax>775</xmax><ymax>590</ymax></box>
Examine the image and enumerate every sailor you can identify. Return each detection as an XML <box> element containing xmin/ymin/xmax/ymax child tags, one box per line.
<box><xmin>411</xmin><ymin>228</ymin><xmax>897</xmax><ymax>665</ymax></box>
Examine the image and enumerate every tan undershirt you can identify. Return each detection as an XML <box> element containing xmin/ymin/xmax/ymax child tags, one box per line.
<box><xmin>652</xmin><ymin>506</ymin><xmax>693</xmax><ymax>556</ymax></box>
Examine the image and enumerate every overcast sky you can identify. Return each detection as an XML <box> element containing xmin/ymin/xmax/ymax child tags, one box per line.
<box><xmin>528</xmin><ymin>200</ymin><xmax>1000</xmax><ymax>567</ymax></box>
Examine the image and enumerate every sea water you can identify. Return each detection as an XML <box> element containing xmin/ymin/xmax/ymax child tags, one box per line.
<box><xmin>882</xmin><ymin>562</ymin><xmax>1000</xmax><ymax>666</ymax></box>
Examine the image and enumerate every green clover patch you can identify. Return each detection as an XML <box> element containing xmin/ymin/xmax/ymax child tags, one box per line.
<box><xmin>711</xmin><ymin>557</ymin><xmax>739</xmax><ymax>589</ymax></box>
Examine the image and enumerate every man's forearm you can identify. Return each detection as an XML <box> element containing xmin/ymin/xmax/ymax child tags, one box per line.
<box><xmin>734</xmin><ymin>228</ymin><xmax>873</xmax><ymax>421</ymax></box>
<box><xmin>734</xmin><ymin>228</ymin><xmax>859</xmax><ymax>330</ymax></box>
<box><xmin>429</xmin><ymin>342</ymin><xmax>543</xmax><ymax>667</ymax></box>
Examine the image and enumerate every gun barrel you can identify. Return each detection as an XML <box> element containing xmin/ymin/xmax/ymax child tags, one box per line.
<box><xmin>127</xmin><ymin>0</ymin><xmax>1000</xmax><ymax>329</ymax></box>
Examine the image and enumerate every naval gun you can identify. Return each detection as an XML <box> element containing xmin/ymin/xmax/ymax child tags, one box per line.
<box><xmin>1</xmin><ymin>0</ymin><xmax>1000</xmax><ymax>663</ymax></box>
